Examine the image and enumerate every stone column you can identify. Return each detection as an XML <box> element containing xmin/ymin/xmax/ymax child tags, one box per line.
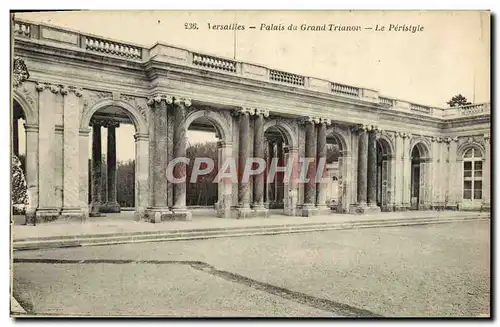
<box><xmin>12</xmin><ymin>118</ymin><xmax>19</xmax><ymax>156</ymax></box>
<box><xmin>315</xmin><ymin>119</ymin><xmax>330</xmax><ymax>211</ymax></box>
<box><xmin>78</xmin><ymin>128</ymin><xmax>90</xmax><ymax>220</ymax></box>
<box><xmin>285</xmin><ymin>146</ymin><xmax>299</xmax><ymax>216</ymax></box>
<box><xmin>401</xmin><ymin>133</ymin><xmax>412</xmax><ymax>210</ymax></box>
<box><xmin>430</xmin><ymin>137</ymin><xmax>440</xmax><ymax>209</ymax></box>
<box><xmin>302</xmin><ymin>117</ymin><xmax>318</xmax><ymax>217</ymax></box>
<box><xmin>171</xmin><ymin>97</ymin><xmax>192</xmax><ymax>221</ymax></box>
<box><xmin>393</xmin><ymin>132</ymin><xmax>404</xmax><ymax>211</ymax></box>
<box><xmin>366</xmin><ymin>127</ymin><xmax>379</xmax><ymax>209</ymax></box>
<box><xmin>89</xmin><ymin>119</ymin><xmax>103</xmax><ymax>216</ymax></box>
<box><xmin>236</xmin><ymin>108</ymin><xmax>254</xmax><ymax>218</ymax></box>
<box><xmin>35</xmin><ymin>83</ymin><xmax>60</xmax><ymax>221</ymax></box>
<box><xmin>482</xmin><ymin>134</ymin><xmax>490</xmax><ymax>211</ymax></box>
<box><xmin>276</xmin><ymin>140</ymin><xmax>284</xmax><ymax>206</ymax></box>
<box><xmin>61</xmin><ymin>86</ymin><xmax>84</xmax><ymax>219</ymax></box>
<box><xmin>253</xmin><ymin>109</ymin><xmax>269</xmax><ymax>216</ymax></box>
<box><xmin>267</xmin><ymin>140</ymin><xmax>275</xmax><ymax>206</ymax></box>
<box><xmin>134</xmin><ymin>133</ymin><xmax>149</xmax><ymax>221</ymax></box>
<box><xmin>216</xmin><ymin>141</ymin><xmax>234</xmax><ymax>218</ymax></box>
<box><xmin>102</xmin><ymin>121</ymin><xmax>120</xmax><ymax>213</ymax></box>
<box><xmin>357</xmin><ymin>127</ymin><xmax>368</xmax><ymax>206</ymax></box>
<box><xmin>146</xmin><ymin>95</ymin><xmax>172</xmax><ymax>222</ymax></box>
<box><xmin>24</xmin><ymin>124</ymin><xmax>39</xmax><ymax>223</ymax></box>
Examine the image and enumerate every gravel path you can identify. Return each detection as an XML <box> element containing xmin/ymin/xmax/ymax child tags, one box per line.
<box><xmin>13</xmin><ymin>220</ymin><xmax>490</xmax><ymax>317</ymax></box>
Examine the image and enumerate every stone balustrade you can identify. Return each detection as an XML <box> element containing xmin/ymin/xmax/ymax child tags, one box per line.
<box><xmin>13</xmin><ymin>21</ymin><xmax>31</xmax><ymax>37</ymax></box>
<box><xmin>192</xmin><ymin>53</ymin><xmax>237</xmax><ymax>73</ymax></box>
<box><xmin>459</xmin><ymin>103</ymin><xmax>490</xmax><ymax>116</ymax></box>
<box><xmin>410</xmin><ymin>103</ymin><xmax>432</xmax><ymax>114</ymax></box>
<box><xmin>83</xmin><ymin>36</ymin><xmax>142</xmax><ymax>59</ymax></box>
<box><xmin>269</xmin><ymin>69</ymin><xmax>305</xmax><ymax>86</ymax></box>
<box><xmin>379</xmin><ymin>97</ymin><xmax>395</xmax><ymax>107</ymax></box>
<box><xmin>331</xmin><ymin>82</ymin><xmax>360</xmax><ymax>98</ymax></box>
<box><xmin>13</xmin><ymin>18</ymin><xmax>490</xmax><ymax>121</ymax></box>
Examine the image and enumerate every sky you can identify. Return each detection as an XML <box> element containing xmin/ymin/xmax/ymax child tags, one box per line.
<box><xmin>14</xmin><ymin>10</ymin><xmax>490</xmax><ymax>161</ymax></box>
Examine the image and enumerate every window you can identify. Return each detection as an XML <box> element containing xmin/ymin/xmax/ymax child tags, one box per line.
<box><xmin>463</xmin><ymin>148</ymin><xmax>483</xmax><ymax>200</ymax></box>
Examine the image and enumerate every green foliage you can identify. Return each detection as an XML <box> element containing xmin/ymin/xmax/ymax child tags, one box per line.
<box><xmin>447</xmin><ymin>94</ymin><xmax>472</xmax><ymax>107</ymax></box>
<box><xmin>12</xmin><ymin>154</ymin><xmax>29</xmax><ymax>214</ymax></box>
<box><xmin>186</xmin><ymin>141</ymin><xmax>219</xmax><ymax>206</ymax></box>
<box><xmin>116</xmin><ymin>159</ymin><xmax>135</xmax><ymax>207</ymax></box>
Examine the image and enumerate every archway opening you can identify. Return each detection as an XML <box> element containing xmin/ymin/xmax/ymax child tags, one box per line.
<box><xmin>325</xmin><ymin>133</ymin><xmax>344</xmax><ymax>212</ymax></box>
<box><xmin>376</xmin><ymin>138</ymin><xmax>392</xmax><ymax>211</ymax></box>
<box><xmin>264</xmin><ymin>125</ymin><xmax>288</xmax><ymax>210</ymax></box>
<box><xmin>186</xmin><ymin>116</ymin><xmax>220</xmax><ymax>213</ymax></box>
<box><xmin>13</xmin><ymin>100</ymin><xmax>26</xmax><ymax>173</ymax></box>
<box><xmin>410</xmin><ymin>145</ymin><xmax>423</xmax><ymax>210</ymax></box>
<box><xmin>87</xmin><ymin>105</ymin><xmax>136</xmax><ymax>216</ymax></box>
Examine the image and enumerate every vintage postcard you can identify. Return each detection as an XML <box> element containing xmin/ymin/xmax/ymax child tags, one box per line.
<box><xmin>10</xmin><ymin>10</ymin><xmax>490</xmax><ymax>318</ymax></box>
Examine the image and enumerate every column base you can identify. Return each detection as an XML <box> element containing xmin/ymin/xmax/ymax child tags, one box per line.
<box><xmin>134</xmin><ymin>208</ymin><xmax>148</xmax><ymax>222</ymax></box>
<box><xmin>171</xmin><ymin>208</ymin><xmax>192</xmax><ymax>221</ymax></box>
<box><xmin>252</xmin><ymin>204</ymin><xmax>269</xmax><ymax>218</ymax></box>
<box><xmin>234</xmin><ymin>206</ymin><xmax>254</xmax><ymax>219</ymax></box>
<box><xmin>301</xmin><ymin>203</ymin><xmax>318</xmax><ymax>217</ymax></box>
<box><xmin>146</xmin><ymin>207</ymin><xmax>173</xmax><ymax>223</ymax></box>
<box><xmin>60</xmin><ymin>207</ymin><xmax>86</xmax><ymax>221</ymax></box>
<box><xmin>480</xmin><ymin>203</ymin><xmax>491</xmax><ymax>213</ymax></box>
<box><xmin>89</xmin><ymin>202</ymin><xmax>102</xmax><ymax>217</ymax></box>
<box><xmin>284</xmin><ymin>205</ymin><xmax>298</xmax><ymax>216</ymax></box>
<box><xmin>216</xmin><ymin>195</ymin><xmax>232</xmax><ymax>218</ymax></box>
<box><xmin>35</xmin><ymin>208</ymin><xmax>60</xmax><ymax>222</ymax></box>
<box><xmin>100</xmin><ymin>202</ymin><xmax>121</xmax><ymax>213</ymax></box>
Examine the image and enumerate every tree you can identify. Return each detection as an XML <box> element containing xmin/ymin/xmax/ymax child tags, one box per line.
<box><xmin>12</xmin><ymin>154</ymin><xmax>29</xmax><ymax>215</ymax></box>
<box><xmin>447</xmin><ymin>94</ymin><xmax>472</xmax><ymax>107</ymax></box>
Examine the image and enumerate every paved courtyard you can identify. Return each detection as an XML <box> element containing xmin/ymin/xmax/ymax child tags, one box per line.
<box><xmin>12</xmin><ymin>220</ymin><xmax>490</xmax><ymax>317</ymax></box>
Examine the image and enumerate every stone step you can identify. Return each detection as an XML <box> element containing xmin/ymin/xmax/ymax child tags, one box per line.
<box><xmin>13</xmin><ymin>214</ymin><xmax>489</xmax><ymax>251</ymax></box>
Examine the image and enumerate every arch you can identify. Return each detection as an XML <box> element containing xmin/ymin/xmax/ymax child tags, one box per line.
<box><xmin>457</xmin><ymin>142</ymin><xmax>485</xmax><ymax>159</ymax></box>
<box><xmin>325</xmin><ymin>126</ymin><xmax>350</xmax><ymax>154</ymax></box>
<box><xmin>409</xmin><ymin>139</ymin><xmax>431</xmax><ymax>160</ymax></box>
<box><xmin>376</xmin><ymin>134</ymin><xmax>394</xmax><ymax>157</ymax></box>
<box><xmin>185</xmin><ymin>109</ymin><xmax>231</xmax><ymax>142</ymax></box>
<box><xmin>263</xmin><ymin>119</ymin><xmax>298</xmax><ymax>149</ymax></box>
<box><xmin>80</xmin><ymin>99</ymin><xmax>148</xmax><ymax>134</ymax></box>
<box><xmin>13</xmin><ymin>89</ymin><xmax>37</xmax><ymax>125</ymax></box>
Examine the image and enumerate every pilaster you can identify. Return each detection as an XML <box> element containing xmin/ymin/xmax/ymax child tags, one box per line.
<box><xmin>78</xmin><ymin>128</ymin><xmax>90</xmax><ymax>220</ymax></box>
<box><xmin>252</xmin><ymin>109</ymin><xmax>269</xmax><ymax>217</ymax></box>
<box><xmin>134</xmin><ymin>132</ymin><xmax>150</xmax><ymax>221</ymax></box>
<box><xmin>171</xmin><ymin>97</ymin><xmax>192</xmax><ymax>221</ymax></box>
<box><xmin>60</xmin><ymin>86</ymin><xmax>85</xmax><ymax>220</ymax></box>
<box><xmin>35</xmin><ymin>82</ymin><xmax>60</xmax><ymax>221</ymax></box>
<box><xmin>482</xmin><ymin>134</ymin><xmax>490</xmax><ymax>211</ymax></box>
<box><xmin>315</xmin><ymin>118</ymin><xmax>331</xmax><ymax>214</ymax></box>
<box><xmin>445</xmin><ymin>136</ymin><xmax>459</xmax><ymax>209</ymax></box>
<box><xmin>24</xmin><ymin>123</ymin><xmax>39</xmax><ymax>223</ymax></box>
<box><xmin>146</xmin><ymin>94</ymin><xmax>173</xmax><ymax>222</ymax></box>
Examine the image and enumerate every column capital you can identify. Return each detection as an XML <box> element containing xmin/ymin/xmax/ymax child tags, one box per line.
<box><xmin>255</xmin><ymin>108</ymin><xmax>270</xmax><ymax>117</ymax></box>
<box><xmin>397</xmin><ymin>131</ymin><xmax>412</xmax><ymax>139</ymax></box>
<box><xmin>431</xmin><ymin>136</ymin><xmax>443</xmax><ymax>143</ymax></box>
<box><xmin>233</xmin><ymin>107</ymin><xmax>256</xmax><ymax>116</ymax></box>
<box><xmin>299</xmin><ymin>116</ymin><xmax>321</xmax><ymax>125</ymax></box>
<box><xmin>89</xmin><ymin>118</ymin><xmax>107</xmax><ymax>127</ymax></box>
<box><xmin>134</xmin><ymin>133</ymin><xmax>149</xmax><ymax>142</ymax></box>
<box><xmin>341</xmin><ymin>150</ymin><xmax>351</xmax><ymax>157</ymax></box>
<box><xmin>444</xmin><ymin>136</ymin><xmax>459</xmax><ymax>144</ymax></box>
<box><xmin>103</xmin><ymin>120</ymin><xmax>120</xmax><ymax>128</ymax></box>
<box><xmin>484</xmin><ymin>134</ymin><xmax>490</xmax><ymax>144</ymax></box>
<box><xmin>173</xmin><ymin>97</ymin><xmax>192</xmax><ymax>107</ymax></box>
<box><xmin>317</xmin><ymin>118</ymin><xmax>332</xmax><ymax>126</ymax></box>
<box><xmin>35</xmin><ymin>82</ymin><xmax>61</xmax><ymax>94</ymax></box>
<box><xmin>60</xmin><ymin>85</ymin><xmax>83</xmax><ymax>97</ymax></box>
<box><xmin>146</xmin><ymin>94</ymin><xmax>173</xmax><ymax>106</ymax></box>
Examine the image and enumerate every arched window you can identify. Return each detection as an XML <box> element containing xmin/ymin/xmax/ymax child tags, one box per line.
<box><xmin>463</xmin><ymin>148</ymin><xmax>483</xmax><ymax>200</ymax></box>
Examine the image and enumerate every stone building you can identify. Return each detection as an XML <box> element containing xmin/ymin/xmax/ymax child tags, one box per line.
<box><xmin>12</xmin><ymin>19</ymin><xmax>491</xmax><ymax>222</ymax></box>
